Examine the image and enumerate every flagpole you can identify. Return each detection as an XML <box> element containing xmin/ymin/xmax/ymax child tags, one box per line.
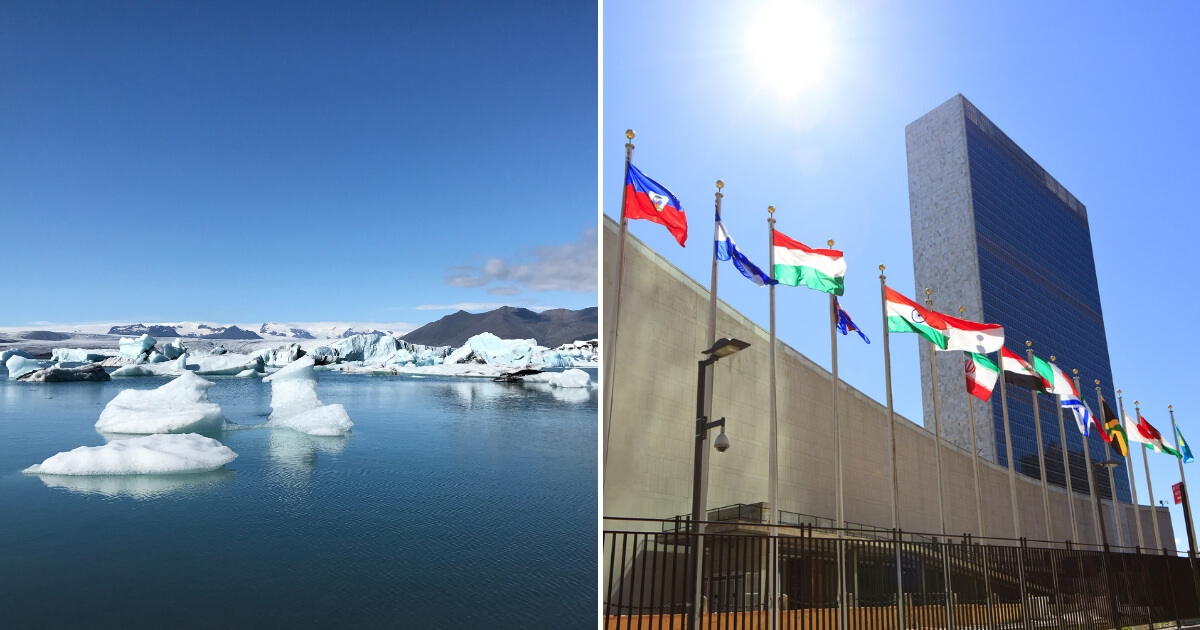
<box><xmin>1171</xmin><ymin>405</ymin><xmax>1198</xmax><ymax>555</ymax></box>
<box><xmin>960</xmin><ymin>307</ymin><xmax>986</xmax><ymax>538</ymax></box>
<box><xmin>1052</xmin><ymin>357</ymin><xmax>1078</xmax><ymax>543</ymax></box>
<box><xmin>767</xmin><ymin>206</ymin><xmax>781</xmax><ymax>630</ymax></box>
<box><xmin>1118</xmin><ymin>390</ymin><xmax>1144</xmax><ymax>549</ymax></box>
<box><xmin>1000</xmin><ymin>350</ymin><xmax>1021</xmax><ymax>539</ymax></box>
<box><xmin>1026</xmin><ymin>343</ymin><xmax>1054</xmax><ymax>541</ymax></box>
<box><xmin>829</xmin><ymin>241</ymin><xmax>848</xmax><ymax>630</ymax></box>
<box><xmin>880</xmin><ymin>266</ymin><xmax>905</xmax><ymax>630</ymax></box>
<box><xmin>603</xmin><ymin>129</ymin><xmax>635</xmax><ymax>474</ymax></box>
<box><xmin>1087</xmin><ymin>377</ymin><xmax>1104</xmax><ymax>544</ymax></box>
<box><xmin>1135</xmin><ymin>400</ymin><xmax>1164</xmax><ymax>549</ymax></box>
<box><xmin>924</xmin><ymin>289</ymin><xmax>948</xmax><ymax>539</ymax></box>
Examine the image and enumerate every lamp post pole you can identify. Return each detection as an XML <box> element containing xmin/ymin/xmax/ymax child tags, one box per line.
<box><xmin>688</xmin><ymin>338</ymin><xmax>748</xmax><ymax>630</ymax></box>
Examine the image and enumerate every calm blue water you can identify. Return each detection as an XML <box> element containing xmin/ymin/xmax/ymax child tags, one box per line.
<box><xmin>0</xmin><ymin>369</ymin><xmax>597</xmax><ymax>628</ymax></box>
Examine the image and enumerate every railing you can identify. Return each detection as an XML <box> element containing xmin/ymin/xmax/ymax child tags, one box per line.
<box><xmin>665</xmin><ymin>503</ymin><xmax>770</xmax><ymax>532</ymax></box>
<box><xmin>605</xmin><ymin>516</ymin><xmax>1200</xmax><ymax>630</ymax></box>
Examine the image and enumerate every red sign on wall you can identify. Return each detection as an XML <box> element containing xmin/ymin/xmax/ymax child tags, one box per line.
<box><xmin>1174</xmin><ymin>482</ymin><xmax>1184</xmax><ymax>505</ymax></box>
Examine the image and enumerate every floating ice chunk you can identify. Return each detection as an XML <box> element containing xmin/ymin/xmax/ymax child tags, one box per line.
<box><xmin>327</xmin><ymin>334</ymin><xmax>398</xmax><ymax>364</ymax></box>
<box><xmin>258</xmin><ymin>343</ymin><xmax>306</xmax><ymax>367</ymax></box>
<box><xmin>234</xmin><ymin>369</ymin><xmax>259</xmax><ymax>377</ymax></box>
<box><xmin>6</xmin><ymin>355</ymin><xmax>52</xmax><ymax>379</ymax></box>
<box><xmin>1</xmin><ymin>348</ymin><xmax>34</xmax><ymax>363</ymax></box>
<box><xmin>147</xmin><ymin>351</ymin><xmax>168</xmax><ymax>363</ymax></box>
<box><xmin>445</xmin><ymin>333</ymin><xmax>540</xmax><ymax>367</ymax></box>
<box><xmin>111</xmin><ymin>354</ymin><xmax>187</xmax><ymax>377</ymax></box>
<box><xmin>519</xmin><ymin>368</ymin><xmax>592</xmax><ymax>388</ymax></box>
<box><xmin>119</xmin><ymin>334</ymin><xmax>156</xmax><ymax>359</ymax></box>
<box><xmin>95</xmin><ymin>371</ymin><xmax>227</xmax><ymax>434</ymax></box>
<box><xmin>187</xmin><ymin>353</ymin><xmax>263</xmax><ymax>376</ymax></box>
<box><xmin>23</xmin><ymin>433</ymin><xmax>237</xmax><ymax>475</ymax></box>
<box><xmin>51</xmin><ymin>348</ymin><xmax>111</xmax><ymax>363</ymax></box>
<box><xmin>263</xmin><ymin>356</ymin><xmax>353</xmax><ymax>436</ymax></box>
<box><xmin>162</xmin><ymin>339</ymin><xmax>187</xmax><ymax>360</ymax></box>
<box><xmin>19</xmin><ymin>364</ymin><xmax>111</xmax><ymax>382</ymax></box>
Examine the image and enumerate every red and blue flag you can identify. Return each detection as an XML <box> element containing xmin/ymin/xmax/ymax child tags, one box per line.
<box><xmin>624</xmin><ymin>163</ymin><xmax>687</xmax><ymax>246</ymax></box>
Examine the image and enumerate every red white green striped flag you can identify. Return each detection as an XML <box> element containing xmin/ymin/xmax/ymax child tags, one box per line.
<box><xmin>772</xmin><ymin>230</ymin><xmax>846</xmax><ymax>295</ymax></box>
<box><xmin>964</xmin><ymin>352</ymin><xmax>999</xmax><ymax>401</ymax></box>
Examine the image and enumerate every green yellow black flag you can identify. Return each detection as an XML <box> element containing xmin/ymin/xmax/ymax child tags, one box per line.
<box><xmin>1101</xmin><ymin>399</ymin><xmax>1129</xmax><ymax>457</ymax></box>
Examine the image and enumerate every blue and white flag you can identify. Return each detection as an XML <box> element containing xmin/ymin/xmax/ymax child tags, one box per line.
<box><xmin>715</xmin><ymin>214</ymin><xmax>775</xmax><ymax>287</ymax></box>
<box><xmin>834</xmin><ymin>298</ymin><xmax>870</xmax><ymax>344</ymax></box>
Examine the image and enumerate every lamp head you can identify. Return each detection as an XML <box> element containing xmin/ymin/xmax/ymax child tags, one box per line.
<box><xmin>703</xmin><ymin>337</ymin><xmax>750</xmax><ymax>359</ymax></box>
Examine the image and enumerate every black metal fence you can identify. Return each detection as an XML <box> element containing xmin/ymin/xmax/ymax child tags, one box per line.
<box><xmin>604</xmin><ymin>517</ymin><xmax>1200</xmax><ymax>630</ymax></box>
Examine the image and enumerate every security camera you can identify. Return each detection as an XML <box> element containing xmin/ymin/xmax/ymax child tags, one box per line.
<box><xmin>713</xmin><ymin>431</ymin><xmax>731</xmax><ymax>453</ymax></box>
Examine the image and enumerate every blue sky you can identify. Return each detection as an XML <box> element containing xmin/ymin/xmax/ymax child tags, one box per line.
<box><xmin>0</xmin><ymin>0</ymin><xmax>596</xmax><ymax>328</ymax></box>
<box><xmin>605</xmin><ymin>0</ymin><xmax>1200</xmax><ymax>545</ymax></box>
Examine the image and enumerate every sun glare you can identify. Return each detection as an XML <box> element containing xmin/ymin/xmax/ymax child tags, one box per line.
<box><xmin>747</xmin><ymin>3</ymin><xmax>834</xmax><ymax>98</ymax></box>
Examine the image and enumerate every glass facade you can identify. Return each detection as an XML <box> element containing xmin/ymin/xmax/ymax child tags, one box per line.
<box><xmin>964</xmin><ymin>115</ymin><xmax>1131</xmax><ymax>503</ymax></box>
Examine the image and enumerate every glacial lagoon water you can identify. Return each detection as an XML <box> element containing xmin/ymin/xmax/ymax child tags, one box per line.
<box><xmin>0</xmin><ymin>368</ymin><xmax>597</xmax><ymax>628</ymax></box>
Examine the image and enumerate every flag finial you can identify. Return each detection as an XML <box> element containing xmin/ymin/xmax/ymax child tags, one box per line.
<box><xmin>958</xmin><ymin>306</ymin><xmax>964</xmax><ymax>315</ymax></box>
<box><xmin>625</xmin><ymin>129</ymin><xmax>635</xmax><ymax>140</ymax></box>
<box><xmin>1025</xmin><ymin>340</ymin><xmax>1032</xmax><ymax>347</ymax></box>
<box><xmin>1135</xmin><ymin>400</ymin><xmax>1140</xmax><ymax>406</ymax></box>
<box><xmin>1094</xmin><ymin>379</ymin><xmax>1099</xmax><ymax>385</ymax></box>
<box><xmin>878</xmin><ymin>264</ymin><xmax>885</xmax><ymax>271</ymax></box>
<box><xmin>1169</xmin><ymin>404</ymin><xmax>1173</xmax><ymax>410</ymax></box>
<box><xmin>716</xmin><ymin>180</ymin><xmax>724</xmax><ymax>190</ymax></box>
<box><xmin>1050</xmin><ymin>355</ymin><xmax>1056</xmax><ymax>362</ymax></box>
<box><xmin>827</xmin><ymin>239</ymin><xmax>834</xmax><ymax>247</ymax></box>
<box><xmin>768</xmin><ymin>205</ymin><xmax>774</xmax><ymax>215</ymax></box>
<box><xmin>1118</xmin><ymin>389</ymin><xmax>1123</xmax><ymax>395</ymax></box>
<box><xmin>925</xmin><ymin>287</ymin><xmax>931</xmax><ymax>296</ymax></box>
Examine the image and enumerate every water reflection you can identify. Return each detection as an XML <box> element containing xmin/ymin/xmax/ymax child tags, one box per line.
<box><xmin>32</xmin><ymin>469</ymin><xmax>235</xmax><ymax>499</ymax></box>
<box><xmin>267</xmin><ymin>429</ymin><xmax>349</xmax><ymax>473</ymax></box>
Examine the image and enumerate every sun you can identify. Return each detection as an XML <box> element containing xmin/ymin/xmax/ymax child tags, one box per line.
<box><xmin>746</xmin><ymin>3</ymin><xmax>834</xmax><ymax>98</ymax></box>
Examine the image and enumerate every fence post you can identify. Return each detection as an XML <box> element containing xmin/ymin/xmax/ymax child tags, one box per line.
<box><xmin>980</xmin><ymin>540</ymin><xmax>995</xmax><ymax>630</ymax></box>
<box><xmin>1017</xmin><ymin>537</ymin><xmax>1033</xmax><ymax>630</ymax></box>
<box><xmin>895</xmin><ymin>528</ymin><xmax>906</xmax><ymax>630</ymax></box>
<box><xmin>942</xmin><ymin>540</ymin><xmax>954</xmax><ymax>630</ymax></box>
<box><xmin>1164</xmin><ymin>548</ymin><xmax>1181</xmax><ymax>629</ymax></box>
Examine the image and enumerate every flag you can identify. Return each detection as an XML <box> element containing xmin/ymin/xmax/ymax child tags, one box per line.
<box><xmin>1030</xmin><ymin>355</ymin><xmax>1058</xmax><ymax>395</ymax></box>
<box><xmin>1127</xmin><ymin>413</ymin><xmax>1181</xmax><ymax>457</ymax></box>
<box><xmin>834</xmin><ymin>298</ymin><xmax>869</xmax><ymax>344</ymax></box>
<box><xmin>1000</xmin><ymin>347</ymin><xmax>1051</xmax><ymax>393</ymax></box>
<box><xmin>964</xmin><ymin>352</ymin><xmax>1000</xmax><ymax>401</ymax></box>
<box><xmin>1044</xmin><ymin>360</ymin><xmax>1090</xmax><ymax>435</ymax></box>
<box><xmin>882</xmin><ymin>288</ymin><xmax>1003</xmax><ymax>353</ymax></box>
<box><xmin>772</xmin><ymin>230</ymin><xmax>846</xmax><ymax>295</ymax></box>
<box><xmin>1099</xmin><ymin>400</ymin><xmax>1129</xmax><ymax>457</ymax></box>
<box><xmin>1178</xmin><ymin>426</ymin><xmax>1194</xmax><ymax>464</ymax></box>
<box><xmin>715</xmin><ymin>214</ymin><xmax>775</xmax><ymax>287</ymax></box>
<box><xmin>624</xmin><ymin>163</ymin><xmax>688</xmax><ymax>246</ymax></box>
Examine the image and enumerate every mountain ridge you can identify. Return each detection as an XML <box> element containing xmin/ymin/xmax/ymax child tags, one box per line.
<box><xmin>400</xmin><ymin>306</ymin><xmax>597</xmax><ymax>348</ymax></box>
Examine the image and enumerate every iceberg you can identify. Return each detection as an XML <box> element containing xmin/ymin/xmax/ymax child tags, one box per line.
<box><xmin>51</xmin><ymin>348</ymin><xmax>111</xmax><ymax>363</ymax></box>
<box><xmin>445</xmin><ymin>333</ymin><xmax>540</xmax><ymax>367</ymax></box>
<box><xmin>23</xmin><ymin>433</ymin><xmax>237</xmax><ymax>475</ymax></box>
<box><xmin>6</xmin><ymin>355</ymin><xmax>52</xmax><ymax>379</ymax></box>
<box><xmin>162</xmin><ymin>339</ymin><xmax>187</xmax><ymax>360</ymax></box>
<box><xmin>118</xmin><ymin>334</ymin><xmax>157</xmax><ymax>359</ymax></box>
<box><xmin>111</xmin><ymin>355</ymin><xmax>188</xmax><ymax>377</ymax></box>
<box><xmin>263</xmin><ymin>356</ymin><xmax>353</xmax><ymax>436</ymax></box>
<box><xmin>187</xmin><ymin>353</ymin><xmax>264</xmax><ymax>376</ymax></box>
<box><xmin>258</xmin><ymin>343</ymin><xmax>306</xmax><ymax>367</ymax></box>
<box><xmin>18</xmin><ymin>364</ymin><xmax>111</xmax><ymax>382</ymax></box>
<box><xmin>519</xmin><ymin>368</ymin><xmax>592</xmax><ymax>388</ymax></box>
<box><xmin>326</xmin><ymin>334</ymin><xmax>399</xmax><ymax>364</ymax></box>
<box><xmin>1</xmin><ymin>348</ymin><xmax>34</xmax><ymax>363</ymax></box>
<box><xmin>95</xmin><ymin>371</ymin><xmax>227</xmax><ymax>434</ymax></box>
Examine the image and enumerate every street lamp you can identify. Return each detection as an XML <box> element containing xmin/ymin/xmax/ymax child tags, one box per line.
<box><xmin>1091</xmin><ymin>459</ymin><xmax>1123</xmax><ymax>548</ymax></box>
<box><xmin>689</xmin><ymin>337</ymin><xmax>749</xmax><ymax>630</ymax></box>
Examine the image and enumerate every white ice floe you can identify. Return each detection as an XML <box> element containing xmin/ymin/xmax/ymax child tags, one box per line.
<box><xmin>95</xmin><ymin>371</ymin><xmax>227</xmax><ymax>434</ymax></box>
<box><xmin>118</xmin><ymin>334</ymin><xmax>156</xmax><ymax>359</ymax></box>
<box><xmin>519</xmin><ymin>368</ymin><xmax>592</xmax><ymax>388</ymax></box>
<box><xmin>51</xmin><ymin>348</ymin><xmax>111</xmax><ymax>363</ymax></box>
<box><xmin>257</xmin><ymin>343</ymin><xmax>305</xmax><ymax>367</ymax></box>
<box><xmin>6</xmin><ymin>355</ymin><xmax>52</xmax><ymax>379</ymax></box>
<box><xmin>111</xmin><ymin>355</ymin><xmax>187</xmax><ymax>377</ymax></box>
<box><xmin>444</xmin><ymin>333</ymin><xmax>541</xmax><ymax>367</ymax></box>
<box><xmin>23</xmin><ymin>433</ymin><xmax>237</xmax><ymax>475</ymax></box>
<box><xmin>162</xmin><ymin>339</ymin><xmax>187</xmax><ymax>360</ymax></box>
<box><xmin>263</xmin><ymin>356</ymin><xmax>353</xmax><ymax>436</ymax></box>
<box><xmin>1</xmin><ymin>348</ymin><xmax>34</xmax><ymax>363</ymax></box>
<box><xmin>187</xmin><ymin>353</ymin><xmax>263</xmax><ymax>376</ymax></box>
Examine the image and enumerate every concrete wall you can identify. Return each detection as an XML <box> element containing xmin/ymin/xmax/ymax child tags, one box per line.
<box><xmin>602</xmin><ymin>216</ymin><xmax>1174</xmax><ymax>550</ymax></box>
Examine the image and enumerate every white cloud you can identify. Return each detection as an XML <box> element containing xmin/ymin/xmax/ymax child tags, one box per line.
<box><xmin>442</xmin><ymin>227</ymin><xmax>597</xmax><ymax>294</ymax></box>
